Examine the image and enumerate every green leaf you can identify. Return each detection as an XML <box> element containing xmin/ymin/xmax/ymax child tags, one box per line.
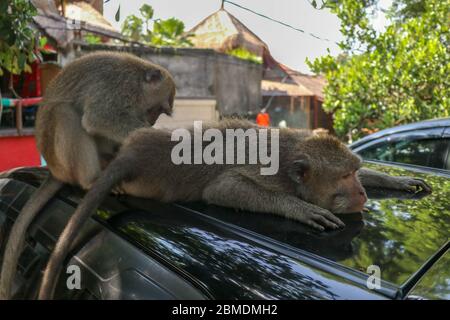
<box><xmin>18</xmin><ymin>53</ymin><xmax>26</xmax><ymax>71</ymax></box>
<box><xmin>39</xmin><ymin>36</ymin><xmax>48</xmax><ymax>48</ymax></box>
<box><xmin>140</xmin><ymin>4</ymin><xmax>154</xmax><ymax>20</ymax></box>
<box><xmin>120</xmin><ymin>4</ymin><xmax>193</xmax><ymax>47</ymax></box>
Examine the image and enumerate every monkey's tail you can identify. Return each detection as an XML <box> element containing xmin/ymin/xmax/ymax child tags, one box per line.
<box><xmin>0</xmin><ymin>176</ymin><xmax>63</xmax><ymax>300</ymax></box>
<box><xmin>37</xmin><ymin>159</ymin><xmax>131</xmax><ymax>300</ymax></box>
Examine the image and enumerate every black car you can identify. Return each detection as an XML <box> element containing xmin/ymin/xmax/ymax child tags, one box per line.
<box><xmin>350</xmin><ymin>118</ymin><xmax>450</xmax><ymax>172</ymax></box>
<box><xmin>0</xmin><ymin>163</ymin><xmax>449</xmax><ymax>300</ymax></box>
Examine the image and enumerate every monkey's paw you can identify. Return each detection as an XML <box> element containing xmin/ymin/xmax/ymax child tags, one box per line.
<box><xmin>392</xmin><ymin>177</ymin><xmax>432</xmax><ymax>194</ymax></box>
<box><xmin>298</xmin><ymin>205</ymin><xmax>345</xmax><ymax>231</ymax></box>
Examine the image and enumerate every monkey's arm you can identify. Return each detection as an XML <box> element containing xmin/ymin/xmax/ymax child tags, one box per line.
<box><xmin>358</xmin><ymin>168</ymin><xmax>432</xmax><ymax>193</ymax></box>
<box><xmin>81</xmin><ymin>111</ymin><xmax>148</xmax><ymax>145</ymax></box>
<box><xmin>202</xmin><ymin>172</ymin><xmax>345</xmax><ymax>231</ymax></box>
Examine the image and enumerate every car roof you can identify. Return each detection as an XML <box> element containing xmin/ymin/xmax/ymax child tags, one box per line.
<box><xmin>2</xmin><ymin>164</ymin><xmax>449</xmax><ymax>299</ymax></box>
<box><xmin>350</xmin><ymin>118</ymin><xmax>450</xmax><ymax>149</ymax></box>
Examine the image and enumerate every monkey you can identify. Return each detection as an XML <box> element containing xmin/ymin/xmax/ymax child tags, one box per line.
<box><xmin>0</xmin><ymin>51</ymin><xmax>176</xmax><ymax>300</ymax></box>
<box><xmin>37</xmin><ymin>119</ymin><xmax>431</xmax><ymax>299</ymax></box>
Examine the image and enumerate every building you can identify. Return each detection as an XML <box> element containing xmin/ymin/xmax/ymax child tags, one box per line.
<box><xmin>263</xmin><ymin>62</ymin><xmax>333</xmax><ymax>132</ymax></box>
<box><xmin>189</xmin><ymin>6</ymin><xmax>333</xmax><ymax>131</ymax></box>
<box><xmin>0</xmin><ymin>0</ymin><xmax>264</xmax><ymax>170</ymax></box>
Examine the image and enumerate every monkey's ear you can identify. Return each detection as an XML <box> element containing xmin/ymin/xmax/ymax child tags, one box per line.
<box><xmin>145</xmin><ymin>69</ymin><xmax>163</xmax><ymax>83</ymax></box>
<box><xmin>288</xmin><ymin>157</ymin><xmax>311</xmax><ymax>183</ymax></box>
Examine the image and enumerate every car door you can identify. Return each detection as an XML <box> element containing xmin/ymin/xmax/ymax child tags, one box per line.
<box><xmin>354</xmin><ymin>128</ymin><xmax>450</xmax><ymax>170</ymax></box>
<box><xmin>443</xmin><ymin>127</ymin><xmax>450</xmax><ymax>170</ymax></box>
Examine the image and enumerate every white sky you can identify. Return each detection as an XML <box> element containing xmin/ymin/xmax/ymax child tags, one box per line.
<box><xmin>103</xmin><ymin>0</ymin><xmax>391</xmax><ymax>74</ymax></box>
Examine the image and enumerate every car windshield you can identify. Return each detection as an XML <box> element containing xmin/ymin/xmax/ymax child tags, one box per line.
<box><xmin>358</xmin><ymin>138</ymin><xmax>450</xmax><ymax>170</ymax></box>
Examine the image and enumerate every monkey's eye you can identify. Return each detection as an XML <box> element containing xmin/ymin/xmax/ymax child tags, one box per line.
<box><xmin>145</xmin><ymin>69</ymin><xmax>163</xmax><ymax>83</ymax></box>
<box><xmin>342</xmin><ymin>170</ymin><xmax>357</xmax><ymax>179</ymax></box>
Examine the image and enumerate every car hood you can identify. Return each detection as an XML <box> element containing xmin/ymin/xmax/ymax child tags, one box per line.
<box><xmin>181</xmin><ymin>162</ymin><xmax>450</xmax><ymax>293</ymax></box>
<box><xmin>345</xmin><ymin>163</ymin><xmax>449</xmax><ymax>285</ymax></box>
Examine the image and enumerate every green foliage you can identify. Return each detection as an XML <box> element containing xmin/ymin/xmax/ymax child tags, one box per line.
<box><xmin>121</xmin><ymin>4</ymin><xmax>192</xmax><ymax>47</ymax></box>
<box><xmin>151</xmin><ymin>18</ymin><xmax>193</xmax><ymax>47</ymax></box>
<box><xmin>226</xmin><ymin>47</ymin><xmax>263</xmax><ymax>64</ymax></box>
<box><xmin>0</xmin><ymin>0</ymin><xmax>38</xmax><ymax>75</ymax></box>
<box><xmin>388</xmin><ymin>0</ymin><xmax>427</xmax><ymax>22</ymax></box>
<box><xmin>84</xmin><ymin>33</ymin><xmax>102</xmax><ymax>45</ymax></box>
<box><xmin>122</xmin><ymin>15</ymin><xmax>144</xmax><ymax>42</ymax></box>
<box><xmin>139</xmin><ymin>4</ymin><xmax>154</xmax><ymax>21</ymax></box>
<box><xmin>317</xmin><ymin>0</ymin><xmax>379</xmax><ymax>52</ymax></box>
<box><xmin>308</xmin><ymin>0</ymin><xmax>450</xmax><ymax>140</ymax></box>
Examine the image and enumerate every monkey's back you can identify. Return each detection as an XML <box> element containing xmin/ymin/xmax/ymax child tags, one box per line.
<box><xmin>118</xmin><ymin>120</ymin><xmax>307</xmax><ymax>202</ymax></box>
<box><xmin>118</xmin><ymin>127</ymin><xmax>223</xmax><ymax>202</ymax></box>
<box><xmin>35</xmin><ymin>51</ymin><xmax>172</xmax><ymax>183</ymax></box>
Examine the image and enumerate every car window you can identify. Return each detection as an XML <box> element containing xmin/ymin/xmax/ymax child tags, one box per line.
<box><xmin>358</xmin><ymin>138</ymin><xmax>450</xmax><ymax>169</ymax></box>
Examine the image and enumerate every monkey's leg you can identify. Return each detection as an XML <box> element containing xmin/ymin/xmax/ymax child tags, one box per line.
<box><xmin>0</xmin><ymin>177</ymin><xmax>63</xmax><ymax>300</ymax></box>
<box><xmin>358</xmin><ymin>168</ymin><xmax>432</xmax><ymax>193</ymax></box>
<box><xmin>55</xmin><ymin>119</ymin><xmax>102</xmax><ymax>190</ymax></box>
<box><xmin>202</xmin><ymin>172</ymin><xmax>345</xmax><ymax>231</ymax></box>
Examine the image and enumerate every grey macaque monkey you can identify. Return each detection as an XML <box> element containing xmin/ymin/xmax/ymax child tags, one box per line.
<box><xmin>0</xmin><ymin>51</ymin><xmax>176</xmax><ymax>299</ymax></box>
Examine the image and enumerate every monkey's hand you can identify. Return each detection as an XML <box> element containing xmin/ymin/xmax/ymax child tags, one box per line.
<box><xmin>359</xmin><ymin>168</ymin><xmax>432</xmax><ymax>194</ymax></box>
<box><xmin>294</xmin><ymin>202</ymin><xmax>345</xmax><ymax>232</ymax></box>
<box><xmin>388</xmin><ymin>176</ymin><xmax>432</xmax><ymax>194</ymax></box>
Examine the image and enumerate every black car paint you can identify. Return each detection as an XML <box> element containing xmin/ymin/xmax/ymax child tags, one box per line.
<box><xmin>0</xmin><ymin>164</ymin><xmax>448</xmax><ymax>300</ymax></box>
<box><xmin>407</xmin><ymin>250</ymin><xmax>450</xmax><ymax>299</ymax></box>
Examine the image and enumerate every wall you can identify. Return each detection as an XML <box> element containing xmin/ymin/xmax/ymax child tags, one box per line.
<box><xmin>0</xmin><ymin>136</ymin><xmax>41</xmax><ymax>171</ymax></box>
<box><xmin>262</xmin><ymin>96</ymin><xmax>311</xmax><ymax>129</ymax></box>
<box><xmin>154</xmin><ymin>99</ymin><xmax>218</xmax><ymax>129</ymax></box>
<box><xmin>78</xmin><ymin>44</ymin><xmax>262</xmax><ymax>116</ymax></box>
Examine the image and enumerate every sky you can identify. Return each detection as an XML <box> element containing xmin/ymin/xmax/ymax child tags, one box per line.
<box><xmin>103</xmin><ymin>0</ymin><xmax>391</xmax><ymax>74</ymax></box>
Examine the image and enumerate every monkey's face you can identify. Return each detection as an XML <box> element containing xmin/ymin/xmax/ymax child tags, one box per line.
<box><xmin>288</xmin><ymin>136</ymin><xmax>367</xmax><ymax>213</ymax></box>
<box><xmin>323</xmin><ymin>170</ymin><xmax>368</xmax><ymax>213</ymax></box>
<box><xmin>291</xmin><ymin>164</ymin><xmax>367</xmax><ymax>214</ymax></box>
<box><xmin>141</xmin><ymin>68</ymin><xmax>176</xmax><ymax>125</ymax></box>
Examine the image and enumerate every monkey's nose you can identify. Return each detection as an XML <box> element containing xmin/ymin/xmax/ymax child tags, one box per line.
<box><xmin>162</xmin><ymin>102</ymin><xmax>173</xmax><ymax>116</ymax></box>
<box><xmin>359</xmin><ymin>191</ymin><xmax>368</xmax><ymax>203</ymax></box>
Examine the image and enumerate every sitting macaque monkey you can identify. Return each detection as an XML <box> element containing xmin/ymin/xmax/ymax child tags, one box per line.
<box><xmin>0</xmin><ymin>51</ymin><xmax>176</xmax><ymax>299</ymax></box>
<box><xmin>38</xmin><ymin>119</ymin><xmax>431</xmax><ymax>299</ymax></box>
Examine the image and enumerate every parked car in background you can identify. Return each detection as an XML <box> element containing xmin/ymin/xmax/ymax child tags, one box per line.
<box><xmin>0</xmin><ymin>164</ymin><xmax>448</xmax><ymax>300</ymax></box>
<box><xmin>350</xmin><ymin>118</ymin><xmax>450</xmax><ymax>172</ymax></box>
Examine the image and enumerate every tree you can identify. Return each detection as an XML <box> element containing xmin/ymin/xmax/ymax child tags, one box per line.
<box><xmin>0</xmin><ymin>0</ymin><xmax>39</xmax><ymax>122</ymax></box>
<box><xmin>0</xmin><ymin>0</ymin><xmax>38</xmax><ymax>76</ymax></box>
<box><xmin>121</xmin><ymin>4</ymin><xmax>192</xmax><ymax>47</ymax></box>
<box><xmin>308</xmin><ymin>0</ymin><xmax>449</xmax><ymax>141</ymax></box>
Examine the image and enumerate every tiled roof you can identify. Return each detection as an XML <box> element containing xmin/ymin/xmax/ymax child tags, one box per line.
<box><xmin>277</xmin><ymin>63</ymin><xmax>326</xmax><ymax>101</ymax></box>
<box><xmin>261</xmin><ymin>80</ymin><xmax>313</xmax><ymax>97</ymax></box>
<box><xmin>188</xmin><ymin>8</ymin><xmax>277</xmax><ymax>67</ymax></box>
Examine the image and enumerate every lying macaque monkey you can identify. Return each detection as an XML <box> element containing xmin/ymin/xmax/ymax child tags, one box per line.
<box><xmin>38</xmin><ymin>119</ymin><xmax>431</xmax><ymax>299</ymax></box>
